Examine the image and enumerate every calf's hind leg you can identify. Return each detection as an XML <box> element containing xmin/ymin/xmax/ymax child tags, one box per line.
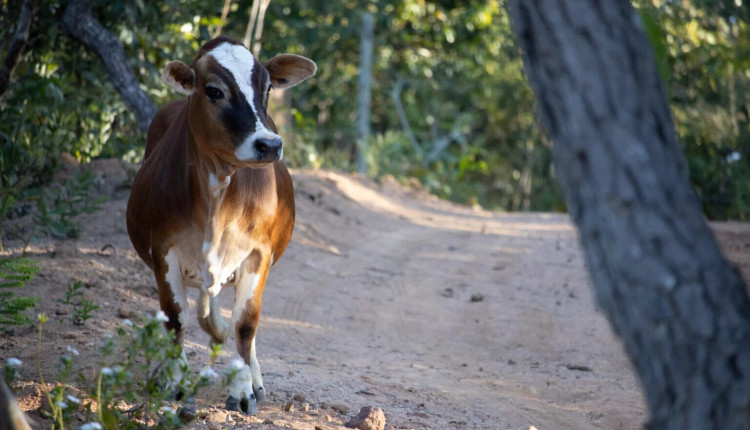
<box><xmin>155</xmin><ymin>249</ymin><xmax>191</xmax><ymax>399</ymax></box>
<box><xmin>225</xmin><ymin>251</ymin><xmax>271</xmax><ymax>415</ymax></box>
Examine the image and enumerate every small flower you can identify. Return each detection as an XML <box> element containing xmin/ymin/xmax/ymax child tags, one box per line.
<box><xmin>200</xmin><ymin>367</ymin><xmax>219</xmax><ymax>379</ymax></box>
<box><xmin>123</xmin><ymin>319</ymin><xmax>133</xmax><ymax>327</ymax></box>
<box><xmin>67</xmin><ymin>395</ymin><xmax>81</xmax><ymax>404</ymax></box>
<box><xmin>154</xmin><ymin>310</ymin><xmax>169</xmax><ymax>322</ymax></box>
<box><xmin>230</xmin><ymin>358</ymin><xmax>245</xmax><ymax>370</ymax></box>
<box><xmin>66</xmin><ymin>346</ymin><xmax>80</xmax><ymax>356</ymax></box>
<box><xmin>160</xmin><ymin>405</ymin><xmax>176</xmax><ymax>414</ymax></box>
<box><xmin>101</xmin><ymin>367</ymin><xmax>113</xmax><ymax>376</ymax></box>
<box><xmin>79</xmin><ymin>423</ymin><xmax>103</xmax><ymax>430</ymax></box>
<box><xmin>6</xmin><ymin>358</ymin><xmax>22</xmax><ymax>368</ymax></box>
<box><xmin>55</xmin><ymin>400</ymin><xmax>68</xmax><ymax>409</ymax></box>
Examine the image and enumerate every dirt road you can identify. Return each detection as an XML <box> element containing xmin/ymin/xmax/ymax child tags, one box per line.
<box><xmin>15</xmin><ymin>161</ymin><xmax>747</xmax><ymax>429</ymax></box>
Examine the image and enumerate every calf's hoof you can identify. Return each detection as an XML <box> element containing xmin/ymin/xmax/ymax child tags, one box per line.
<box><xmin>226</xmin><ymin>393</ymin><xmax>258</xmax><ymax>416</ymax></box>
<box><xmin>175</xmin><ymin>389</ymin><xmax>195</xmax><ymax>404</ymax></box>
<box><xmin>253</xmin><ymin>386</ymin><xmax>266</xmax><ymax>403</ymax></box>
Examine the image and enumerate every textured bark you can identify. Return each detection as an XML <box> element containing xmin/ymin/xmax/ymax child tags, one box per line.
<box><xmin>0</xmin><ymin>0</ymin><xmax>36</xmax><ymax>98</ymax></box>
<box><xmin>508</xmin><ymin>1</ymin><xmax>750</xmax><ymax>429</ymax></box>
<box><xmin>60</xmin><ymin>0</ymin><xmax>156</xmax><ymax>132</ymax></box>
<box><xmin>356</xmin><ymin>12</ymin><xmax>374</xmax><ymax>174</ymax></box>
<box><xmin>0</xmin><ymin>379</ymin><xmax>32</xmax><ymax>430</ymax></box>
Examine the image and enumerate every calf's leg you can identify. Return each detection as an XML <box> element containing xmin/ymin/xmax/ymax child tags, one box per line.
<box><xmin>225</xmin><ymin>250</ymin><xmax>270</xmax><ymax>415</ymax></box>
<box><xmin>155</xmin><ymin>249</ymin><xmax>191</xmax><ymax>400</ymax></box>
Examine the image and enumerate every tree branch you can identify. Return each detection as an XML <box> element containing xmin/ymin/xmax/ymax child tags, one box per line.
<box><xmin>0</xmin><ymin>0</ymin><xmax>36</xmax><ymax>99</ymax></box>
<box><xmin>214</xmin><ymin>0</ymin><xmax>233</xmax><ymax>37</ymax></box>
<box><xmin>59</xmin><ymin>0</ymin><xmax>156</xmax><ymax>133</ymax></box>
<box><xmin>390</xmin><ymin>77</ymin><xmax>424</xmax><ymax>158</ymax></box>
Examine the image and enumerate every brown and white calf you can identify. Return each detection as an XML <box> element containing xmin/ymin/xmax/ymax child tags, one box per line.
<box><xmin>126</xmin><ymin>36</ymin><xmax>315</xmax><ymax>415</ymax></box>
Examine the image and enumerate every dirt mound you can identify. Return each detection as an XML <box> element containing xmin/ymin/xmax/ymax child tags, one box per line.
<box><xmin>2</xmin><ymin>160</ymin><xmax>748</xmax><ymax>429</ymax></box>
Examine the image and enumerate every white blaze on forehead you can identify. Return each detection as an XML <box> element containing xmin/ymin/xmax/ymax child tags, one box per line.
<box><xmin>208</xmin><ymin>42</ymin><xmax>258</xmax><ymax>109</ymax></box>
<box><xmin>207</xmin><ymin>42</ymin><xmax>282</xmax><ymax>162</ymax></box>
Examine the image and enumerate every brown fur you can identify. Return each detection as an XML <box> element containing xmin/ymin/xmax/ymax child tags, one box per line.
<box><xmin>126</xmin><ymin>38</ymin><xmax>302</xmax><ymax>389</ymax></box>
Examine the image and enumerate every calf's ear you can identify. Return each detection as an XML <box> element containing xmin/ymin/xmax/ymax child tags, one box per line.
<box><xmin>264</xmin><ymin>54</ymin><xmax>317</xmax><ymax>90</ymax></box>
<box><xmin>162</xmin><ymin>61</ymin><xmax>196</xmax><ymax>95</ymax></box>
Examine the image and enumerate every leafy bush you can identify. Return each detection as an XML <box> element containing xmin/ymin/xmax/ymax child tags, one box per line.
<box><xmin>35</xmin><ymin>312</ymin><xmax>226</xmax><ymax>429</ymax></box>
<box><xmin>35</xmin><ymin>170</ymin><xmax>107</xmax><ymax>239</ymax></box>
<box><xmin>0</xmin><ymin>257</ymin><xmax>40</xmax><ymax>329</ymax></box>
<box><xmin>57</xmin><ymin>280</ymin><xmax>100</xmax><ymax>325</ymax></box>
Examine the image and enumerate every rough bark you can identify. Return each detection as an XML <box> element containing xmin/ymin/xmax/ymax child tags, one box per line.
<box><xmin>356</xmin><ymin>12</ymin><xmax>374</xmax><ymax>174</ymax></box>
<box><xmin>0</xmin><ymin>0</ymin><xmax>36</xmax><ymax>98</ymax></box>
<box><xmin>0</xmin><ymin>379</ymin><xmax>32</xmax><ymax>430</ymax></box>
<box><xmin>508</xmin><ymin>1</ymin><xmax>750</xmax><ymax>429</ymax></box>
<box><xmin>59</xmin><ymin>0</ymin><xmax>156</xmax><ymax>132</ymax></box>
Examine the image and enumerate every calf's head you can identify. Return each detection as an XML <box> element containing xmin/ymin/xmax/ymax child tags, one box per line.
<box><xmin>161</xmin><ymin>37</ymin><xmax>316</xmax><ymax>167</ymax></box>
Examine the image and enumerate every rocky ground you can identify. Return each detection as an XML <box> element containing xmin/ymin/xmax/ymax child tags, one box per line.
<box><xmin>2</xmin><ymin>159</ymin><xmax>749</xmax><ymax>430</ymax></box>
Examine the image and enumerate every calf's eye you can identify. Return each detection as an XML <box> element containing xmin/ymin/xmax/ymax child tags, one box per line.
<box><xmin>205</xmin><ymin>86</ymin><xmax>224</xmax><ymax>100</ymax></box>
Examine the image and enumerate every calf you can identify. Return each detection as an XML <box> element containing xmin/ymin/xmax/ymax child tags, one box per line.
<box><xmin>126</xmin><ymin>36</ymin><xmax>315</xmax><ymax>415</ymax></box>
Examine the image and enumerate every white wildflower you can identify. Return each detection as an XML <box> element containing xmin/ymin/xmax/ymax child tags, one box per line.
<box><xmin>155</xmin><ymin>310</ymin><xmax>169</xmax><ymax>322</ymax></box>
<box><xmin>101</xmin><ymin>367</ymin><xmax>113</xmax><ymax>376</ymax></box>
<box><xmin>6</xmin><ymin>358</ymin><xmax>22</xmax><ymax>368</ymax></box>
<box><xmin>67</xmin><ymin>395</ymin><xmax>81</xmax><ymax>404</ymax></box>
<box><xmin>123</xmin><ymin>319</ymin><xmax>133</xmax><ymax>327</ymax></box>
<box><xmin>160</xmin><ymin>405</ymin><xmax>176</xmax><ymax>415</ymax></box>
<box><xmin>200</xmin><ymin>367</ymin><xmax>218</xmax><ymax>379</ymax></box>
<box><xmin>79</xmin><ymin>423</ymin><xmax>103</xmax><ymax>430</ymax></box>
<box><xmin>66</xmin><ymin>346</ymin><xmax>80</xmax><ymax>356</ymax></box>
<box><xmin>55</xmin><ymin>401</ymin><xmax>68</xmax><ymax>409</ymax></box>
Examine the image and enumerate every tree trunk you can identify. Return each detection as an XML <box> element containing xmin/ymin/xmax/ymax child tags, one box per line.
<box><xmin>0</xmin><ymin>0</ymin><xmax>36</xmax><ymax>99</ymax></box>
<box><xmin>356</xmin><ymin>12</ymin><xmax>374</xmax><ymax>174</ymax></box>
<box><xmin>59</xmin><ymin>0</ymin><xmax>156</xmax><ymax>133</ymax></box>
<box><xmin>0</xmin><ymin>378</ymin><xmax>32</xmax><ymax>430</ymax></box>
<box><xmin>508</xmin><ymin>1</ymin><xmax>750</xmax><ymax>429</ymax></box>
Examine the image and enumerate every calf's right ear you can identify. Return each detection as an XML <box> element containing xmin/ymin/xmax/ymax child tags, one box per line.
<box><xmin>161</xmin><ymin>61</ymin><xmax>195</xmax><ymax>95</ymax></box>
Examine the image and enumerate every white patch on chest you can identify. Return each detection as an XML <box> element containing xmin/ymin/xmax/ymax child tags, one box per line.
<box><xmin>208</xmin><ymin>173</ymin><xmax>230</xmax><ymax>197</ymax></box>
<box><xmin>207</xmin><ymin>42</ymin><xmax>282</xmax><ymax>162</ymax></box>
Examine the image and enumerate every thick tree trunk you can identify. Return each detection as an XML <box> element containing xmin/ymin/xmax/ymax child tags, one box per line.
<box><xmin>0</xmin><ymin>0</ymin><xmax>36</xmax><ymax>99</ymax></box>
<box><xmin>0</xmin><ymin>379</ymin><xmax>32</xmax><ymax>430</ymax></box>
<box><xmin>59</xmin><ymin>0</ymin><xmax>156</xmax><ymax>132</ymax></box>
<box><xmin>508</xmin><ymin>1</ymin><xmax>750</xmax><ymax>429</ymax></box>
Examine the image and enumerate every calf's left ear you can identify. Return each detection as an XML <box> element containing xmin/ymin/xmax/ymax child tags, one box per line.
<box><xmin>264</xmin><ymin>54</ymin><xmax>317</xmax><ymax>90</ymax></box>
<box><xmin>162</xmin><ymin>61</ymin><xmax>196</xmax><ymax>95</ymax></box>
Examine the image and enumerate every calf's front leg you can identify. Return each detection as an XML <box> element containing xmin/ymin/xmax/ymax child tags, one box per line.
<box><xmin>225</xmin><ymin>250</ymin><xmax>271</xmax><ymax>415</ymax></box>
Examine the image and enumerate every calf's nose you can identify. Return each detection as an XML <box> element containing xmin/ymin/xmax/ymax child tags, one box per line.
<box><xmin>254</xmin><ymin>136</ymin><xmax>283</xmax><ymax>161</ymax></box>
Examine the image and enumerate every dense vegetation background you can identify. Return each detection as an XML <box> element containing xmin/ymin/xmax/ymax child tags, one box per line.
<box><xmin>1</xmin><ymin>0</ymin><xmax>748</xmax><ymax>220</ymax></box>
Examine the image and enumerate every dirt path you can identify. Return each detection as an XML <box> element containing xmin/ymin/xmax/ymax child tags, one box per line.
<box><xmin>5</xmin><ymin>161</ymin><xmax>748</xmax><ymax>429</ymax></box>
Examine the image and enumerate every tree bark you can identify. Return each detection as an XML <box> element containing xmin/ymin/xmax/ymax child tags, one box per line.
<box><xmin>0</xmin><ymin>0</ymin><xmax>36</xmax><ymax>99</ymax></box>
<box><xmin>356</xmin><ymin>12</ymin><xmax>374</xmax><ymax>174</ymax></box>
<box><xmin>59</xmin><ymin>0</ymin><xmax>156</xmax><ymax>132</ymax></box>
<box><xmin>508</xmin><ymin>1</ymin><xmax>750</xmax><ymax>429</ymax></box>
<box><xmin>0</xmin><ymin>378</ymin><xmax>32</xmax><ymax>430</ymax></box>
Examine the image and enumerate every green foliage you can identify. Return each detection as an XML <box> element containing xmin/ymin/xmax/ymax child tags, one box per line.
<box><xmin>249</xmin><ymin>0</ymin><xmax>560</xmax><ymax>210</ymax></box>
<box><xmin>635</xmin><ymin>0</ymin><xmax>750</xmax><ymax>219</ymax></box>
<box><xmin>0</xmin><ymin>257</ymin><xmax>40</xmax><ymax>328</ymax></box>
<box><xmin>58</xmin><ymin>279</ymin><xmax>100</xmax><ymax>325</ymax></box>
<box><xmin>1</xmin><ymin>0</ymin><xmax>748</xmax><ymax>218</ymax></box>
<box><xmin>36</xmin><ymin>313</ymin><xmax>225</xmax><ymax>429</ymax></box>
<box><xmin>35</xmin><ymin>170</ymin><xmax>107</xmax><ymax>239</ymax></box>
<box><xmin>4</xmin><ymin>357</ymin><xmax>23</xmax><ymax>390</ymax></box>
<box><xmin>58</xmin><ymin>279</ymin><xmax>84</xmax><ymax>305</ymax></box>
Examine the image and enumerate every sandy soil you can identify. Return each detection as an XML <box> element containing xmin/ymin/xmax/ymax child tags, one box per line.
<box><xmin>2</xmin><ymin>160</ymin><xmax>748</xmax><ymax>430</ymax></box>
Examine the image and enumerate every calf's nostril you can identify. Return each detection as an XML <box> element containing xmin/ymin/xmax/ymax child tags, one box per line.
<box><xmin>254</xmin><ymin>137</ymin><xmax>282</xmax><ymax>156</ymax></box>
